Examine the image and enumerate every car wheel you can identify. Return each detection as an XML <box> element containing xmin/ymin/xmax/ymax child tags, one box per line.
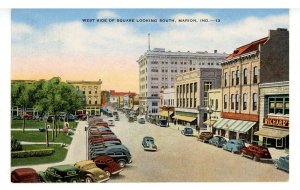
<box><xmin>253</xmin><ymin>155</ymin><xmax>259</xmax><ymax>162</ymax></box>
<box><xmin>241</xmin><ymin>152</ymin><xmax>245</xmax><ymax>157</ymax></box>
<box><xmin>231</xmin><ymin>149</ymin><xmax>235</xmax><ymax>154</ymax></box>
<box><xmin>118</xmin><ymin>160</ymin><xmax>126</xmax><ymax>168</ymax></box>
<box><xmin>85</xmin><ymin>176</ymin><xmax>93</xmax><ymax>183</ymax></box>
<box><xmin>70</xmin><ymin>178</ymin><xmax>78</xmax><ymax>183</ymax></box>
<box><xmin>274</xmin><ymin>162</ymin><xmax>279</xmax><ymax>169</ymax></box>
<box><xmin>105</xmin><ymin>170</ymin><xmax>111</xmax><ymax>177</ymax></box>
<box><xmin>56</xmin><ymin>179</ymin><xmax>62</xmax><ymax>183</ymax></box>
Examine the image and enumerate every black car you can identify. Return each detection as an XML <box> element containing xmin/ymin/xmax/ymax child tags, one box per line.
<box><xmin>90</xmin><ymin>145</ymin><xmax>132</xmax><ymax>168</ymax></box>
<box><xmin>156</xmin><ymin>119</ymin><xmax>168</xmax><ymax>127</ymax></box>
<box><xmin>181</xmin><ymin>127</ymin><xmax>194</xmax><ymax>136</ymax></box>
<box><xmin>38</xmin><ymin>165</ymin><xmax>81</xmax><ymax>183</ymax></box>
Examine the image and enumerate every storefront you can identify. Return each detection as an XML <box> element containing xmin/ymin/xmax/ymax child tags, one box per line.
<box><xmin>257</xmin><ymin>81</ymin><xmax>289</xmax><ymax>149</ymax></box>
<box><xmin>213</xmin><ymin>118</ymin><xmax>257</xmax><ymax>143</ymax></box>
<box><xmin>173</xmin><ymin>111</ymin><xmax>197</xmax><ymax>127</ymax></box>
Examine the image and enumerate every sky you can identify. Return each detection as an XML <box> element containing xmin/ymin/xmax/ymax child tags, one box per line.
<box><xmin>11</xmin><ymin>9</ymin><xmax>289</xmax><ymax>92</ymax></box>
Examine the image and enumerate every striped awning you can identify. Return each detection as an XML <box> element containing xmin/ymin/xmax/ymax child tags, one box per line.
<box><xmin>213</xmin><ymin>118</ymin><xmax>256</xmax><ymax>134</ymax></box>
<box><xmin>254</xmin><ymin>127</ymin><xmax>289</xmax><ymax>139</ymax></box>
<box><xmin>203</xmin><ymin>119</ymin><xmax>217</xmax><ymax>126</ymax></box>
<box><xmin>173</xmin><ymin>115</ymin><xmax>196</xmax><ymax>122</ymax></box>
<box><xmin>160</xmin><ymin>111</ymin><xmax>174</xmax><ymax>117</ymax></box>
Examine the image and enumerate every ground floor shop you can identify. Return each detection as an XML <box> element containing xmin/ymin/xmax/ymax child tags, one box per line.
<box><xmin>213</xmin><ymin>118</ymin><xmax>258</xmax><ymax>143</ymax></box>
<box><xmin>172</xmin><ymin>111</ymin><xmax>198</xmax><ymax>128</ymax></box>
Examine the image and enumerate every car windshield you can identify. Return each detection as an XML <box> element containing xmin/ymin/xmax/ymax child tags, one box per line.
<box><xmin>160</xmin><ymin>120</ymin><xmax>167</xmax><ymax>124</ymax></box>
<box><xmin>186</xmin><ymin>128</ymin><xmax>192</xmax><ymax>132</ymax></box>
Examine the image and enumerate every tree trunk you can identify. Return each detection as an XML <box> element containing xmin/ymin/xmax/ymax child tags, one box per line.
<box><xmin>45</xmin><ymin>122</ymin><xmax>49</xmax><ymax>147</ymax></box>
<box><xmin>22</xmin><ymin>108</ymin><xmax>25</xmax><ymax>133</ymax></box>
<box><xmin>52</xmin><ymin>118</ymin><xmax>54</xmax><ymax>141</ymax></box>
<box><xmin>55</xmin><ymin>118</ymin><xmax>58</xmax><ymax>138</ymax></box>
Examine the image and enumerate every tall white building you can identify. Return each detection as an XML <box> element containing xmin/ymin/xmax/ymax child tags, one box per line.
<box><xmin>137</xmin><ymin>48</ymin><xmax>227</xmax><ymax>118</ymax></box>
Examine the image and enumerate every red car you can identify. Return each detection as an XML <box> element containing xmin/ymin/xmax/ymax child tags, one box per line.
<box><xmin>11</xmin><ymin>168</ymin><xmax>41</xmax><ymax>183</ymax></box>
<box><xmin>240</xmin><ymin>144</ymin><xmax>272</xmax><ymax>161</ymax></box>
<box><xmin>88</xmin><ymin>135</ymin><xmax>122</xmax><ymax>144</ymax></box>
<box><xmin>23</xmin><ymin>114</ymin><xmax>33</xmax><ymax>119</ymax></box>
<box><xmin>93</xmin><ymin>155</ymin><xmax>123</xmax><ymax>177</ymax></box>
<box><xmin>89</xmin><ymin>131</ymin><xmax>114</xmax><ymax>136</ymax></box>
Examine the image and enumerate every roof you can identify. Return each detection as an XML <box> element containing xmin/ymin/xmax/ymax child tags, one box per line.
<box><xmin>51</xmin><ymin>164</ymin><xmax>78</xmax><ymax>171</ymax></box>
<box><xmin>110</xmin><ymin>90</ymin><xmax>136</xmax><ymax>97</ymax></box>
<box><xmin>226</xmin><ymin>37</ymin><xmax>268</xmax><ymax>60</ymax></box>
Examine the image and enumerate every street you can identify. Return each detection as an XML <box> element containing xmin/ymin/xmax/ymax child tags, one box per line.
<box><xmin>11</xmin><ymin>113</ymin><xmax>288</xmax><ymax>182</ymax></box>
<box><xmin>107</xmin><ymin>113</ymin><xmax>288</xmax><ymax>182</ymax></box>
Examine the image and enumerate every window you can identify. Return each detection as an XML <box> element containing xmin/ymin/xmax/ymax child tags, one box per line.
<box><xmin>177</xmin><ymin>98</ymin><xmax>179</xmax><ymax>107</ymax></box>
<box><xmin>194</xmin><ymin>82</ymin><xmax>197</xmax><ymax>93</ymax></box>
<box><xmin>183</xmin><ymin>98</ymin><xmax>185</xmax><ymax>107</ymax></box>
<box><xmin>152</xmin><ymin>102</ymin><xmax>158</xmax><ymax>106</ymax></box>
<box><xmin>253</xmin><ymin>93</ymin><xmax>257</xmax><ymax>110</ymax></box>
<box><xmin>224</xmin><ymin>72</ymin><xmax>228</xmax><ymax>87</ymax></box>
<box><xmin>88</xmin><ymin>97</ymin><xmax>91</xmax><ymax>105</ymax></box>
<box><xmin>190</xmin><ymin>98</ymin><xmax>193</xmax><ymax>108</ymax></box>
<box><xmin>216</xmin><ymin>99</ymin><xmax>218</xmax><ymax>110</ymax></box>
<box><xmin>183</xmin><ymin>85</ymin><xmax>185</xmax><ymax>94</ymax></box>
<box><xmin>88</xmin><ymin>86</ymin><xmax>92</xmax><ymax>94</ymax></box>
<box><xmin>253</xmin><ymin>67</ymin><xmax>258</xmax><ymax>83</ymax></box>
<box><xmin>94</xmin><ymin>96</ymin><xmax>98</xmax><ymax>104</ymax></box>
<box><xmin>232</xmin><ymin>71</ymin><xmax>235</xmax><ymax>86</ymax></box>
<box><xmin>177</xmin><ymin>86</ymin><xmax>179</xmax><ymax>96</ymax></box>
<box><xmin>82</xmin><ymin>87</ymin><xmax>86</xmax><ymax>94</ymax></box>
<box><xmin>235</xmin><ymin>94</ymin><xmax>239</xmax><ymax>110</ymax></box>
<box><xmin>243</xmin><ymin>93</ymin><xmax>247</xmax><ymax>110</ymax></box>
<box><xmin>231</xmin><ymin>94</ymin><xmax>235</xmax><ymax>110</ymax></box>
<box><xmin>236</xmin><ymin>70</ymin><xmax>240</xmax><ymax>85</ymax></box>
<box><xmin>194</xmin><ymin>98</ymin><xmax>197</xmax><ymax>108</ymax></box>
<box><xmin>224</xmin><ymin>95</ymin><xmax>227</xmax><ymax>109</ymax></box>
<box><xmin>203</xmin><ymin>82</ymin><xmax>212</xmax><ymax>106</ymax></box>
<box><xmin>268</xmin><ymin>96</ymin><xmax>289</xmax><ymax>115</ymax></box>
<box><xmin>186</xmin><ymin>98</ymin><xmax>189</xmax><ymax>107</ymax></box>
<box><xmin>190</xmin><ymin>83</ymin><xmax>193</xmax><ymax>93</ymax></box>
<box><xmin>180</xmin><ymin>85</ymin><xmax>182</xmax><ymax>94</ymax></box>
<box><xmin>94</xmin><ymin>87</ymin><xmax>98</xmax><ymax>94</ymax></box>
<box><xmin>243</xmin><ymin>69</ymin><xmax>247</xmax><ymax>85</ymax></box>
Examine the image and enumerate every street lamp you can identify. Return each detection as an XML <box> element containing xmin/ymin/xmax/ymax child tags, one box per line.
<box><xmin>86</xmin><ymin>111</ymin><xmax>89</xmax><ymax>160</ymax></box>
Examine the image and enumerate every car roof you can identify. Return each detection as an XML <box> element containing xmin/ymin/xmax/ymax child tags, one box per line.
<box><xmin>144</xmin><ymin>136</ymin><xmax>154</xmax><ymax>140</ymax></box>
<box><xmin>50</xmin><ymin>164</ymin><xmax>79</xmax><ymax>171</ymax></box>
<box><xmin>74</xmin><ymin>160</ymin><xmax>95</xmax><ymax>167</ymax></box>
<box><xmin>12</xmin><ymin>168</ymin><xmax>37</xmax><ymax>175</ymax></box>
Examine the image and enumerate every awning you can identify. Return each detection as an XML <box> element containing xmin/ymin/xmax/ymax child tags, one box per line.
<box><xmin>213</xmin><ymin>118</ymin><xmax>256</xmax><ymax>134</ymax></box>
<box><xmin>173</xmin><ymin>115</ymin><xmax>196</xmax><ymax>122</ymax></box>
<box><xmin>160</xmin><ymin>111</ymin><xmax>174</xmax><ymax>117</ymax></box>
<box><xmin>254</xmin><ymin>127</ymin><xmax>289</xmax><ymax>139</ymax></box>
<box><xmin>203</xmin><ymin>119</ymin><xmax>217</xmax><ymax>126</ymax></box>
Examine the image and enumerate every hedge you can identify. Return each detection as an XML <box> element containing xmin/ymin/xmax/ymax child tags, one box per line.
<box><xmin>11</xmin><ymin>148</ymin><xmax>55</xmax><ymax>158</ymax></box>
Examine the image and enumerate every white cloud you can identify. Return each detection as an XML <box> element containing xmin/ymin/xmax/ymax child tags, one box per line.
<box><xmin>96</xmin><ymin>10</ymin><xmax>119</xmax><ymax>18</ymax></box>
<box><xmin>11</xmin><ymin>21</ymin><xmax>33</xmax><ymax>41</ymax></box>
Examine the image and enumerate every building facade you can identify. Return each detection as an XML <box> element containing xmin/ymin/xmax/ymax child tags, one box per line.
<box><xmin>137</xmin><ymin>48</ymin><xmax>227</xmax><ymax>119</ymax></box>
<box><xmin>66</xmin><ymin>79</ymin><xmax>102</xmax><ymax>115</ymax></box>
<box><xmin>255</xmin><ymin>81</ymin><xmax>289</xmax><ymax>149</ymax></box>
<box><xmin>174</xmin><ymin>68</ymin><xmax>221</xmax><ymax>129</ymax></box>
<box><xmin>206</xmin><ymin>88</ymin><xmax>222</xmax><ymax>133</ymax></box>
<box><xmin>159</xmin><ymin>88</ymin><xmax>175</xmax><ymax>121</ymax></box>
<box><xmin>213</xmin><ymin>28</ymin><xmax>289</xmax><ymax>143</ymax></box>
<box><xmin>109</xmin><ymin>90</ymin><xmax>137</xmax><ymax>110</ymax></box>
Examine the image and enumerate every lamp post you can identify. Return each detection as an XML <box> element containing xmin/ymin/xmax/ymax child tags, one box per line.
<box><xmin>86</xmin><ymin>111</ymin><xmax>89</xmax><ymax>160</ymax></box>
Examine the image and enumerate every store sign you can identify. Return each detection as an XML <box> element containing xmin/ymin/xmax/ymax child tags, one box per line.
<box><xmin>263</xmin><ymin>118</ymin><xmax>289</xmax><ymax>127</ymax></box>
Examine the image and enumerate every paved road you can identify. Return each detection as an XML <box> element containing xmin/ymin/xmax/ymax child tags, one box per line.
<box><xmin>11</xmin><ymin>114</ymin><xmax>288</xmax><ymax>182</ymax></box>
<box><xmin>107</xmin><ymin>112</ymin><xmax>288</xmax><ymax>182</ymax></box>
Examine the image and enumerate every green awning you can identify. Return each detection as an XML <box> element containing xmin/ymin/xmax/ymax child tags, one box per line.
<box><xmin>213</xmin><ymin>118</ymin><xmax>256</xmax><ymax>134</ymax></box>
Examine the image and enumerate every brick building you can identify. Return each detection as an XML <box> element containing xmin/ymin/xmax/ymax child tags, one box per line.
<box><xmin>213</xmin><ymin>28</ymin><xmax>289</xmax><ymax>143</ymax></box>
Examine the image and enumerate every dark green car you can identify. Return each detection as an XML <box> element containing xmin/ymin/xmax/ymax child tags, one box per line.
<box><xmin>38</xmin><ymin>165</ymin><xmax>81</xmax><ymax>183</ymax></box>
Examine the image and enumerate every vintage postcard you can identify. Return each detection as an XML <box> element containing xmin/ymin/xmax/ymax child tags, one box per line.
<box><xmin>10</xmin><ymin>9</ymin><xmax>289</xmax><ymax>184</ymax></box>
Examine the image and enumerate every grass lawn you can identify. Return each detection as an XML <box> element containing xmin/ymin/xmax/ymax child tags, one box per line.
<box><xmin>11</xmin><ymin>120</ymin><xmax>78</xmax><ymax>129</ymax></box>
<box><xmin>11</xmin><ymin>144</ymin><xmax>68</xmax><ymax>167</ymax></box>
<box><xmin>11</xmin><ymin>131</ymin><xmax>73</xmax><ymax>144</ymax></box>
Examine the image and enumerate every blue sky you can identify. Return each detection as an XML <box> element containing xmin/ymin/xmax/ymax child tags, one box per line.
<box><xmin>11</xmin><ymin>9</ymin><xmax>289</xmax><ymax>92</ymax></box>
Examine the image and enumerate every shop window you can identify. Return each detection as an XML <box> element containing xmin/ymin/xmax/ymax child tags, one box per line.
<box><xmin>268</xmin><ymin>96</ymin><xmax>289</xmax><ymax>115</ymax></box>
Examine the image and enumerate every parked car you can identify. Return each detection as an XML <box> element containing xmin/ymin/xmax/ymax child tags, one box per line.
<box><xmin>90</xmin><ymin>145</ymin><xmax>132</xmax><ymax>168</ymax></box>
<box><xmin>240</xmin><ymin>144</ymin><xmax>272</xmax><ymax>161</ymax></box>
<box><xmin>89</xmin><ymin>127</ymin><xmax>112</xmax><ymax>133</ymax></box>
<box><xmin>11</xmin><ymin>168</ymin><xmax>41</xmax><ymax>183</ymax></box>
<box><xmin>12</xmin><ymin>115</ymin><xmax>22</xmax><ymax>120</ymax></box>
<box><xmin>138</xmin><ymin>118</ymin><xmax>146</xmax><ymax>124</ymax></box>
<box><xmin>47</xmin><ymin>115</ymin><xmax>55</xmax><ymax>122</ymax></box>
<box><xmin>107</xmin><ymin>119</ymin><xmax>115</xmax><ymax>126</ymax></box>
<box><xmin>142</xmin><ymin>136</ymin><xmax>157</xmax><ymax>151</ymax></box>
<box><xmin>89</xmin><ymin>130</ymin><xmax>114</xmax><ymax>136</ymax></box>
<box><xmin>38</xmin><ymin>165</ymin><xmax>81</xmax><ymax>183</ymax></box>
<box><xmin>74</xmin><ymin>160</ymin><xmax>109</xmax><ymax>182</ymax></box>
<box><xmin>93</xmin><ymin>155</ymin><xmax>123</xmax><ymax>177</ymax></box>
<box><xmin>23</xmin><ymin>113</ymin><xmax>33</xmax><ymax>120</ymax></box>
<box><xmin>274</xmin><ymin>155</ymin><xmax>289</xmax><ymax>172</ymax></box>
<box><xmin>156</xmin><ymin>119</ymin><xmax>168</xmax><ymax>127</ymax></box>
<box><xmin>181</xmin><ymin>127</ymin><xmax>194</xmax><ymax>136</ymax></box>
<box><xmin>88</xmin><ymin>135</ymin><xmax>121</xmax><ymax>144</ymax></box>
<box><xmin>114</xmin><ymin>115</ymin><xmax>120</xmax><ymax>121</ymax></box>
<box><xmin>113</xmin><ymin>111</ymin><xmax>118</xmax><ymax>116</ymax></box>
<box><xmin>222</xmin><ymin>139</ymin><xmax>245</xmax><ymax>153</ymax></box>
<box><xmin>197</xmin><ymin>132</ymin><xmax>213</xmax><ymax>142</ymax></box>
<box><xmin>208</xmin><ymin>136</ymin><xmax>227</xmax><ymax>148</ymax></box>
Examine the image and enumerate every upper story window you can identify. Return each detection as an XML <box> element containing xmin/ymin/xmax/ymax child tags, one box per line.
<box><xmin>194</xmin><ymin>82</ymin><xmax>197</xmax><ymax>93</ymax></box>
<box><xmin>243</xmin><ymin>93</ymin><xmax>247</xmax><ymax>110</ymax></box>
<box><xmin>268</xmin><ymin>96</ymin><xmax>289</xmax><ymax>115</ymax></box>
<box><xmin>236</xmin><ymin>70</ymin><xmax>240</xmax><ymax>85</ymax></box>
<box><xmin>94</xmin><ymin>87</ymin><xmax>98</xmax><ymax>94</ymax></box>
<box><xmin>231</xmin><ymin>71</ymin><xmax>235</xmax><ymax>86</ymax></box>
<box><xmin>253</xmin><ymin>67</ymin><xmax>258</xmax><ymax>84</ymax></box>
<box><xmin>224</xmin><ymin>72</ymin><xmax>228</xmax><ymax>87</ymax></box>
<box><xmin>82</xmin><ymin>87</ymin><xmax>86</xmax><ymax>94</ymax></box>
<box><xmin>235</xmin><ymin>94</ymin><xmax>239</xmax><ymax>110</ymax></box>
<box><xmin>243</xmin><ymin>69</ymin><xmax>248</xmax><ymax>85</ymax></box>
<box><xmin>88</xmin><ymin>86</ymin><xmax>92</xmax><ymax>94</ymax></box>
<box><xmin>253</xmin><ymin>93</ymin><xmax>257</xmax><ymax>110</ymax></box>
<box><xmin>231</xmin><ymin>94</ymin><xmax>235</xmax><ymax>110</ymax></box>
<box><xmin>224</xmin><ymin>94</ymin><xmax>228</xmax><ymax>109</ymax></box>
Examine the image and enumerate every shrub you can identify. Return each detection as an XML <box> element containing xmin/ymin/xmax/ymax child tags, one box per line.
<box><xmin>11</xmin><ymin>149</ymin><xmax>55</xmax><ymax>158</ymax></box>
<box><xmin>11</xmin><ymin>137</ymin><xmax>23</xmax><ymax>151</ymax></box>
